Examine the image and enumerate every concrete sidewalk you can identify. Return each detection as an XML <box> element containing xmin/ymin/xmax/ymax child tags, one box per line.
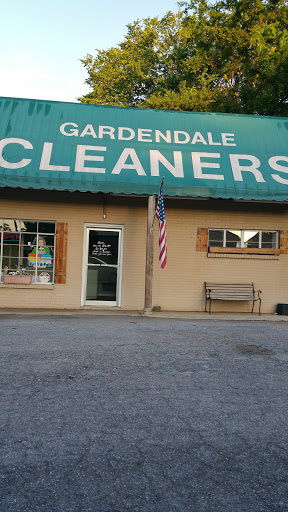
<box><xmin>0</xmin><ymin>307</ymin><xmax>288</xmax><ymax>321</ymax></box>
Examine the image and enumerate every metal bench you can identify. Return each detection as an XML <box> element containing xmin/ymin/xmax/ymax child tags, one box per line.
<box><xmin>204</xmin><ymin>282</ymin><xmax>262</xmax><ymax>315</ymax></box>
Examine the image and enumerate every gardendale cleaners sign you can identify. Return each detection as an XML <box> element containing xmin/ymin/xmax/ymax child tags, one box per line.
<box><xmin>0</xmin><ymin>96</ymin><xmax>288</xmax><ymax>201</ymax></box>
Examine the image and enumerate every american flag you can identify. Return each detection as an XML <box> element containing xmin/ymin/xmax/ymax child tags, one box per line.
<box><xmin>155</xmin><ymin>185</ymin><xmax>167</xmax><ymax>269</ymax></box>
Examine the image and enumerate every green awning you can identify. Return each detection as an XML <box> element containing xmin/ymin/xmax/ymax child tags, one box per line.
<box><xmin>1</xmin><ymin>97</ymin><xmax>288</xmax><ymax>201</ymax></box>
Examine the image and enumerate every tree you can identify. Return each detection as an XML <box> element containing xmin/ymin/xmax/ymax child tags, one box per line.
<box><xmin>79</xmin><ymin>0</ymin><xmax>288</xmax><ymax>116</ymax></box>
<box><xmin>79</xmin><ymin>13</ymin><xmax>183</xmax><ymax>107</ymax></box>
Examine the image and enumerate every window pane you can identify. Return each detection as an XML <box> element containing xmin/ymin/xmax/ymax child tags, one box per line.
<box><xmin>0</xmin><ymin>219</ymin><xmax>55</xmax><ymax>284</ymax></box>
<box><xmin>36</xmin><ymin>257</ymin><xmax>54</xmax><ymax>271</ymax></box>
<box><xmin>88</xmin><ymin>230</ymin><xmax>119</xmax><ymax>265</ymax></box>
<box><xmin>3</xmin><ymin>220</ymin><xmax>20</xmax><ymax>231</ymax></box>
<box><xmin>38</xmin><ymin>222</ymin><xmax>56</xmax><ymax>233</ymax></box>
<box><xmin>1</xmin><ymin>232</ymin><xmax>21</xmax><ymax>245</ymax></box>
<box><xmin>244</xmin><ymin>231</ymin><xmax>259</xmax><ymax>248</ymax></box>
<box><xmin>22</xmin><ymin>246</ymin><xmax>36</xmax><ymax>267</ymax></box>
<box><xmin>262</xmin><ymin>231</ymin><xmax>277</xmax><ymax>248</ymax></box>
<box><xmin>2</xmin><ymin>257</ymin><xmax>20</xmax><ymax>273</ymax></box>
<box><xmin>37</xmin><ymin>270</ymin><xmax>53</xmax><ymax>284</ymax></box>
<box><xmin>207</xmin><ymin>228</ymin><xmax>279</xmax><ymax>251</ymax></box>
<box><xmin>20</xmin><ymin>221</ymin><xmax>37</xmax><ymax>233</ymax></box>
<box><xmin>86</xmin><ymin>266</ymin><xmax>117</xmax><ymax>301</ymax></box>
<box><xmin>3</xmin><ymin>244</ymin><xmax>19</xmax><ymax>257</ymax></box>
<box><xmin>18</xmin><ymin>255</ymin><xmax>34</xmax><ymax>273</ymax></box>
<box><xmin>226</xmin><ymin>230</ymin><xmax>241</xmax><ymax>247</ymax></box>
<box><xmin>208</xmin><ymin>230</ymin><xmax>224</xmax><ymax>247</ymax></box>
<box><xmin>27</xmin><ymin>236</ymin><xmax>54</xmax><ymax>269</ymax></box>
<box><xmin>41</xmin><ymin>235</ymin><xmax>55</xmax><ymax>248</ymax></box>
<box><xmin>22</xmin><ymin>233</ymin><xmax>37</xmax><ymax>246</ymax></box>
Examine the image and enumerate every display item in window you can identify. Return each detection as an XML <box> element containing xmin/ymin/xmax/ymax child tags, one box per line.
<box><xmin>28</xmin><ymin>237</ymin><xmax>52</xmax><ymax>267</ymax></box>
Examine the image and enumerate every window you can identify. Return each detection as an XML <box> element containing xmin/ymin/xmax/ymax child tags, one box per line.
<box><xmin>208</xmin><ymin>229</ymin><xmax>279</xmax><ymax>249</ymax></box>
<box><xmin>0</xmin><ymin>219</ymin><xmax>56</xmax><ymax>284</ymax></box>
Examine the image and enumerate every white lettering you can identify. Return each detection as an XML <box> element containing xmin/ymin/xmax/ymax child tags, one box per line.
<box><xmin>0</xmin><ymin>138</ymin><xmax>32</xmax><ymax>169</ymax></box>
<box><xmin>150</xmin><ymin>150</ymin><xmax>183</xmax><ymax>178</ymax></box>
<box><xmin>191</xmin><ymin>132</ymin><xmax>207</xmax><ymax>145</ymax></box>
<box><xmin>155</xmin><ymin>130</ymin><xmax>171</xmax><ymax>143</ymax></box>
<box><xmin>40</xmin><ymin>143</ymin><xmax>70</xmax><ymax>172</ymax></box>
<box><xmin>269</xmin><ymin>156</ymin><xmax>288</xmax><ymax>184</ymax></box>
<box><xmin>222</xmin><ymin>133</ymin><xmax>236</xmax><ymax>146</ymax></box>
<box><xmin>174</xmin><ymin>131</ymin><xmax>190</xmax><ymax>144</ymax></box>
<box><xmin>230</xmin><ymin>154</ymin><xmax>265</xmax><ymax>182</ymax></box>
<box><xmin>80</xmin><ymin>124</ymin><xmax>97</xmax><ymax>138</ymax></box>
<box><xmin>138</xmin><ymin>129</ymin><xmax>152</xmax><ymax>142</ymax></box>
<box><xmin>192</xmin><ymin>152</ymin><xmax>224</xmax><ymax>180</ymax></box>
<box><xmin>60</xmin><ymin>122</ymin><xmax>79</xmax><ymax>137</ymax></box>
<box><xmin>98</xmin><ymin>126</ymin><xmax>115</xmax><ymax>139</ymax></box>
<box><xmin>118</xmin><ymin>127</ymin><xmax>135</xmax><ymax>141</ymax></box>
<box><xmin>207</xmin><ymin>132</ymin><xmax>221</xmax><ymax>145</ymax></box>
<box><xmin>75</xmin><ymin>145</ymin><xmax>106</xmax><ymax>173</ymax></box>
<box><xmin>112</xmin><ymin>148</ymin><xmax>146</xmax><ymax>175</ymax></box>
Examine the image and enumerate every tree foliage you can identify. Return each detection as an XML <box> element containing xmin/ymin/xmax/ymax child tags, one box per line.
<box><xmin>79</xmin><ymin>0</ymin><xmax>288</xmax><ymax>116</ymax></box>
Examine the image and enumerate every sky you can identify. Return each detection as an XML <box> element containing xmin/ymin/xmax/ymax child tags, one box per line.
<box><xmin>1</xmin><ymin>0</ymin><xmax>181</xmax><ymax>104</ymax></box>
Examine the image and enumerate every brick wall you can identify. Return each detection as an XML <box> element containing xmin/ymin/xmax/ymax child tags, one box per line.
<box><xmin>0</xmin><ymin>194</ymin><xmax>287</xmax><ymax>313</ymax></box>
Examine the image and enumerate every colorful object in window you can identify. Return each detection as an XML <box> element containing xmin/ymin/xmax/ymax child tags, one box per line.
<box><xmin>28</xmin><ymin>237</ymin><xmax>52</xmax><ymax>267</ymax></box>
<box><xmin>39</xmin><ymin>272</ymin><xmax>50</xmax><ymax>283</ymax></box>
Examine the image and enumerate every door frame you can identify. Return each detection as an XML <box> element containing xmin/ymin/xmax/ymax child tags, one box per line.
<box><xmin>81</xmin><ymin>223</ymin><xmax>124</xmax><ymax>307</ymax></box>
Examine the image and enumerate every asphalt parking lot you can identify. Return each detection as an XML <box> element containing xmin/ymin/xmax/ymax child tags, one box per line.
<box><xmin>1</xmin><ymin>314</ymin><xmax>288</xmax><ymax>512</ymax></box>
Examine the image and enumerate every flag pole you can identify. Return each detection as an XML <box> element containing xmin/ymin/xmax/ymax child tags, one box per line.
<box><xmin>144</xmin><ymin>177</ymin><xmax>165</xmax><ymax>313</ymax></box>
<box><xmin>144</xmin><ymin>193</ymin><xmax>156</xmax><ymax>313</ymax></box>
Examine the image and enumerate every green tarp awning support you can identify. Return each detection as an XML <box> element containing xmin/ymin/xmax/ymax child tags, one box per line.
<box><xmin>1</xmin><ymin>96</ymin><xmax>288</xmax><ymax>201</ymax></box>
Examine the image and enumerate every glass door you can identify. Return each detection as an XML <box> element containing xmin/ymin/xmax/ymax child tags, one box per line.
<box><xmin>82</xmin><ymin>226</ymin><xmax>123</xmax><ymax>306</ymax></box>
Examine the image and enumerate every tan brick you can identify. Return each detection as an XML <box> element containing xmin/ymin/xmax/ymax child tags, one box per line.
<box><xmin>0</xmin><ymin>196</ymin><xmax>287</xmax><ymax>313</ymax></box>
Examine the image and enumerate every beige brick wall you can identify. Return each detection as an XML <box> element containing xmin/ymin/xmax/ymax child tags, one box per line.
<box><xmin>0</xmin><ymin>194</ymin><xmax>147</xmax><ymax>310</ymax></box>
<box><xmin>153</xmin><ymin>201</ymin><xmax>288</xmax><ymax>313</ymax></box>
<box><xmin>0</xmin><ymin>193</ymin><xmax>287</xmax><ymax>313</ymax></box>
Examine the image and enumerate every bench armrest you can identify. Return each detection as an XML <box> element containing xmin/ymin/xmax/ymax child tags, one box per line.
<box><xmin>206</xmin><ymin>288</ymin><xmax>212</xmax><ymax>298</ymax></box>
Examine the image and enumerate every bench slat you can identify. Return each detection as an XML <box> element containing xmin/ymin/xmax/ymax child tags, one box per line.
<box><xmin>204</xmin><ymin>282</ymin><xmax>261</xmax><ymax>314</ymax></box>
<box><xmin>208</xmin><ymin>294</ymin><xmax>253</xmax><ymax>297</ymax></box>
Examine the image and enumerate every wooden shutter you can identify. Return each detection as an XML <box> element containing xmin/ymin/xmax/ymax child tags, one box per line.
<box><xmin>196</xmin><ymin>227</ymin><xmax>208</xmax><ymax>252</ymax></box>
<box><xmin>54</xmin><ymin>223</ymin><xmax>68</xmax><ymax>284</ymax></box>
<box><xmin>279</xmin><ymin>230</ymin><xmax>288</xmax><ymax>254</ymax></box>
